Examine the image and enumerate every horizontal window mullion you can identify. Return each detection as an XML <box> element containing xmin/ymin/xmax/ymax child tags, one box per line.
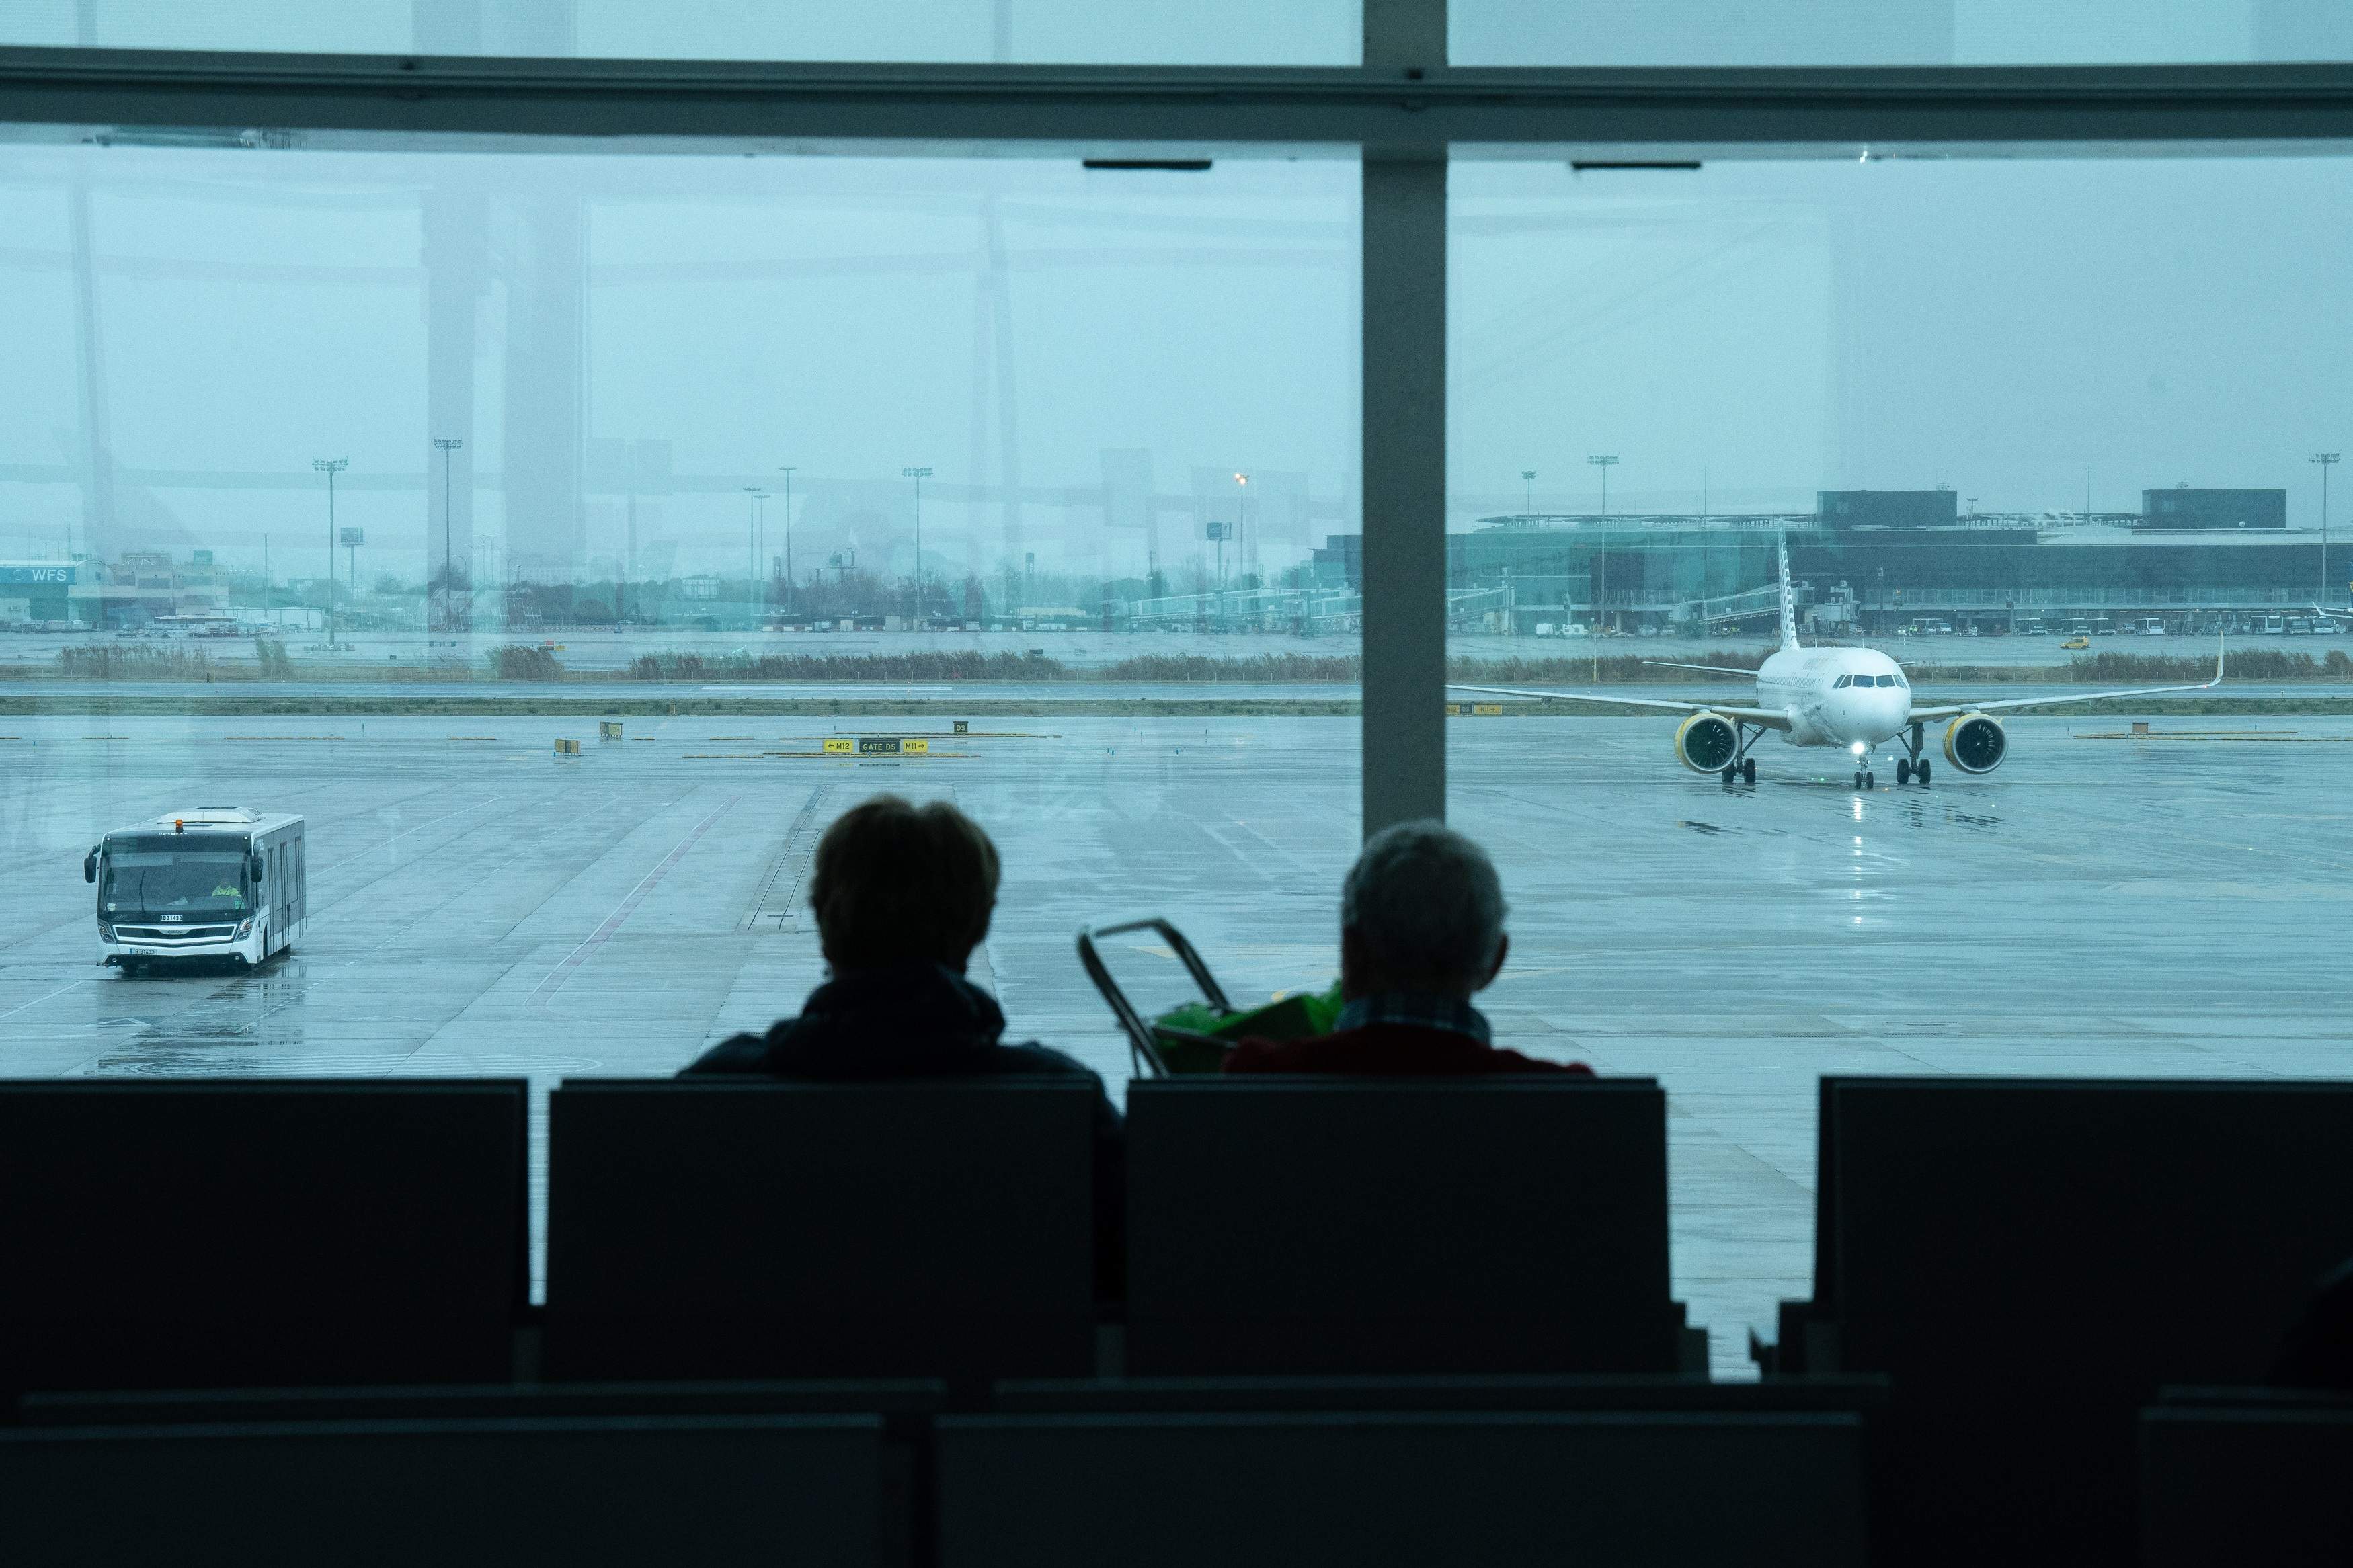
<box><xmin>7</xmin><ymin>48</ymin><xmax>2353</xmax><ymax>148</ymax></box>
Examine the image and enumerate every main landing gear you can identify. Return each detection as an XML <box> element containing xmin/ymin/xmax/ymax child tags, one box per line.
<box><xmin>1892</xmin><ymin>721</ymin><xmax>1932</xmax><ymax>788</ymax></box>
<box><xmin>1716</xmin><ymin>721</ymin><xmax>1766</xmax><ymax>786</ymax></box>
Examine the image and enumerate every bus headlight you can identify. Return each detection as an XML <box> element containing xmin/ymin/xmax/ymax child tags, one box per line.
<box><xmin>233</xmin><ymin>919</ymin><xmax>254</xmax><ymax>938</ymax></box>
<box><xmin>97</xmin><ymin>923</ymin><xmax>114</xmax><ymax>942</ymax></box>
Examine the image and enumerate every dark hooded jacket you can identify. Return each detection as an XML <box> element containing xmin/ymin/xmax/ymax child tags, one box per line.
<box><xmin>681</xmin><ymin>961</ymin><xmax>1124</xmax><ymax>1300</ymax></box>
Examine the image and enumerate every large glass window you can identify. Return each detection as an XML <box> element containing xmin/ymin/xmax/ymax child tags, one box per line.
<box><xmin>0</xmin><ymin>142</ymin><xmax>1361</xmax><ymax>1114</ymax></box>
<box><xmin>1448</xmin><ymin>152</ymin><xmax>2353</xmax><ymax>1370</ymax></box>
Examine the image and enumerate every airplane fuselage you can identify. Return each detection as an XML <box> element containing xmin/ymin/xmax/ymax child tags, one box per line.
<box><xmin>1753</xmin><ymin>645</ymin><xmax>1913</xmax><ymax>749</ymax></box>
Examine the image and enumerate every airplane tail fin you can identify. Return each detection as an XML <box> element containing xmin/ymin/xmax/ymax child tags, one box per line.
<box><xmin>1778</xmin><ymin>532</ymin><xmax>1800</xmax><ymax>651</ymax></box>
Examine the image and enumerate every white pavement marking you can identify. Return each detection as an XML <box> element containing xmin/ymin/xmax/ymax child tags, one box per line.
<box><xmin>0</xmin><ymin>979</ymin><xmax>89</xmax><ymax>1020</ymax></box>
<box><xmin>532</xmin><ymin>796</ymin><xmax>740</xmax><ymax>1010</ymax></box>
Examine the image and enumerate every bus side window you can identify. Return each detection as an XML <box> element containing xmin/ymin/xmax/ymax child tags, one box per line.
<box><xmin>294</xmin><ymin>838</ymin><xmax>305</xmax><ymax>921</ymax></box>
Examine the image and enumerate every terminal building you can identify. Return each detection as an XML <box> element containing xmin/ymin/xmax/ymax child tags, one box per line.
<box><xmin>1309</xmin><ymin>485</ymin><xmax>2340</xmax><ymax>635</ymax></box>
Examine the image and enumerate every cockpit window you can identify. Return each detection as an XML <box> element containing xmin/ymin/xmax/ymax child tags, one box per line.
<box><xmin>1833</xmin><ymin>674</ymin><xmax>1851</xmax><ymax>688</ymax></box>
<box><xmin>1892</xmin><ymin>672</ymin><xmax>1909</xmax><ymax>688</ymax></box>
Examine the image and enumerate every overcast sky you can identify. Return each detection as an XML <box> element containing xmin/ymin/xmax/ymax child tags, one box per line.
<box><xmin>3</xmin><ymin>3</ymin><xmax>2352</xmax><ymax>584</ymax></box>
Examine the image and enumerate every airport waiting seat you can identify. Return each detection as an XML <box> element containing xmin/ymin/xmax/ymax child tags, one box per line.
<box><xmin>936</xmin><ymin>1408</ymin><xmax>1868</xmax><ymax>1568</ymax></box>
<box><xmin>2139</xmin><ymin>1391</ymin><xmax>2353</xmax><ymax>1567</ymax></box>
<box><xmin>0</xmin><ymin>1413</ymin><xmax>883</xmax><ymax>1568</ymax></box>
<box><xmin>1771</xmin><ymin>1077</ymin><xmax>2353</xmax><ymax>1568</ymax></box>
<box><xmin>545</xmin><ymin>1079</ymin><xmax>1098</xmax><ymax>1383</ymax></box>
<box><xmin>0</xmin><ymin>1080</ymin><xmax>527</xmax><ymax>1395</ymax></box>
<box><xmin>1125</xmin><ymin>1077</ymin><xmax>1683</xmax><ymax>1374</ymax></box>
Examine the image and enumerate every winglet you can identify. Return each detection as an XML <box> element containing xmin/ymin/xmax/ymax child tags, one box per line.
<box><xmin>2210</xmin><ymin>627</ymin><xmax>2225</xmax><ymax>687</ymax></box>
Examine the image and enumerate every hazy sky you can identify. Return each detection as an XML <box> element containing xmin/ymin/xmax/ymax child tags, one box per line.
<box><xmin>1451</xmin><ymin>155</ymin><xmax>2353</xmax><ymax>524</ymax></box>
<box><xmin>4</xmin><ymin>4</ymin><xmax>2353</xmax><ymax>585</ymax></box>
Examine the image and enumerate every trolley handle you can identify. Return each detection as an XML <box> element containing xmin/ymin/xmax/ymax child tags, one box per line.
<box><xmin>1074</xmin><ymin>917</ymin><xmax>1235</xmax><ymax>1079</ymax></box>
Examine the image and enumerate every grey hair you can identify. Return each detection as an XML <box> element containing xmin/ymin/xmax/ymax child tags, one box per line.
<box><xmin>1339</xmin><ymin>819</ymin><xmax>1508</xmax><ymax>995</ymax></box>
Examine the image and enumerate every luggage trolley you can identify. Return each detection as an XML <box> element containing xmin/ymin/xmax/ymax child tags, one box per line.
<box><xmin>1075</xmin><ymin>918</ymin><xmax>1234</xmax><ymax>1078</ymax></box>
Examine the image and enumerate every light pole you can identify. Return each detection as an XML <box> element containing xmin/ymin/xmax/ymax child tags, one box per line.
<box><xmin>312</xmin><ymin>458</ymin><xmax>347</xmax><ymax>645</ymax></box>
<box><xmin>1522</xmin><ymin>469</ymin><xmax>1536</xmax><ymax>518</ymax></box>
<box><xmin>2314</xmin><ymin>452</ymin><xmax>2341</xmax><ymax>605</ymax></box>
<box><xmin>1233</xmin><ymin>472</ymin><xmax>1249</xmax><ymax>595</ymax></box>
<box><xmin>742</xmin><ymin>486</ymin><xmax>762</xmax><ymax>628</ymax></box>
<box><xmin>902</xmin><ymin>466</ymin><xmax>932</xmax><ymax>628</ymax></box>
<box><xmin>777</xmin><ymin>465</ymin><xmax>797</xmax><ymax>616</ymax></box>
<box><xmin>752</xmin><ymin>490</ymin><xmax>770</xmax><ymax>623</ymax></box>
<box><xmin>1587</xmin><ymin>454</ymin><xmax>1618</xmax><ymax>647</ymax></box>
<box><xmin>433</xmin><ymin>437</ymin><xmax>463</xmax><ymax>632</ymax></box>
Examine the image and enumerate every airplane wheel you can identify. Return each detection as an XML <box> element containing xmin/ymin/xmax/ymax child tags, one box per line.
<box><xmin>1916</xmin><ymin>759</ymin><xmax>1931</xmax><ymax>786</ymax></box>
<box><xmin>1866</xmin><ymin>770</ymin><xmax>1876</xmax><ymax>788</ymax></box>
<box><xmin>1896</xmin><ymin>759</ymin><xmax>1913</xmax><ymax>785</ymax></box>
<box><xmin>1741</xmin><ymin>759</ymin><xmax>1756</xmax><ymax>784</ymax></box>
<box><xmin>1720</xmin><ymin>765</ymin><xmax>1737</xmax><ymax>784</ymax></box>
<box><xmin>1852</xmin><ymin>770</ymin><xmax>1864</xmax><ymax>789</ymax></box>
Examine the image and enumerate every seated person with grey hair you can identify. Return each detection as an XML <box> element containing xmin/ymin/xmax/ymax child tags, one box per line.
<box><xmin>1225</xmin><ymin>819</ymin><xmax>1591</xmax><ymax>1075</ymax></box>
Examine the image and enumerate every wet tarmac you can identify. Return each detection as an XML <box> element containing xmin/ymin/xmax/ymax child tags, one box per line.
<box><xmin>1</xmin><ymin>708</ymin><xmax>2347</xmax><ymax>1372</ymax></box>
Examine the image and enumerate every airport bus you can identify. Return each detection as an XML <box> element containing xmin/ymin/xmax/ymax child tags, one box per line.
<box><xmin>84</xmin><ymin>809</ymin><xmax>305</xmax><ymax>973</ymax></box>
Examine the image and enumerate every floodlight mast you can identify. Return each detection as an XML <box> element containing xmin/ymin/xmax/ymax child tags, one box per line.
<box><xmin>1587</xmin><ymin>454</ymin><xmax>1618</xmax><ymax>663</ymax></box>
<box><xmin>432</xmin><ymin>437</ymin><xmax>463</xmax><ymax>632</ymax></box>
<box><xmin>742</xmin><ymin>486</ymin><xmax>764</xmax><ymax>628</ymax></box>
<box><xmin>902</xmin><ymin>466</ymin><xmax>933</xmax><ymax>628</ymax></box>
<box><xmin>312</xmin><ymin>457</ymin><xmax>348</xmax><ymax>645</ymax></box>
<box><xmin>2314</xmin><ymin>452</ymin><xmax>2341</xmax><ymax>605</ymax></box>
<box><xmin>778</xmin><ymin>466</ymin><xmax>797</xmax><ymax>614</ymax></box>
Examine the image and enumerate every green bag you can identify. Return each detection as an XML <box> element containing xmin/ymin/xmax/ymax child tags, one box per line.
<box><xmin>1150</xmin><ymin>983</ymin><xmax>1341</xmax><ymax>1074</ymax></box>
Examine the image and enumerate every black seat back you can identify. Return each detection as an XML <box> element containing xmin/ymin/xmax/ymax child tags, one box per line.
<box><xmin>0</xmin><ymin>1415</ymin><xmax>881</xmax><ymax>1568</ymax></box>
<box><xmin>0</xmin><ymin>1079</ymin><xmax>526</xmax><ymax>1394</ymax></box>
<box><xmin>1817</xmin><ymin>1077</ymin><xmax>2353</xmax><ymax>1567</ymax></box>
<box><xmin>545</xmin><ymin>1079</ymin><xmax>1096</xmax><ymax>1380</ymax></box>
<box><xmin>1127</xmin><ymin>1077</ymin><xmax>1674</xmax><ymax>1374</ymax></box>
<box><xmin>938</xmin><ymin>1409</ymin><xmax>1867</xmax><ymax>1568</ymax></box>
<box><xmin>2141</xmin><ymin>1397</ymin><xmax>2353</xmax><ymax>1567</ymax></box>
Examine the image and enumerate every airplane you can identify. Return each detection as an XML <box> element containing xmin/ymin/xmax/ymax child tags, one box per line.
<box><xmin>1451</xmin><ymin>538</ymin><xmax>2225</xmax><ymax>788</ymax></box>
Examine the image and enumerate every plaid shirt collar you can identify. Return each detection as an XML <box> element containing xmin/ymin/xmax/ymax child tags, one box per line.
<box><xmin>1333</xmin><ymin>992</ymin><xmax>1492</xmax><ymax>1047</ymax></box>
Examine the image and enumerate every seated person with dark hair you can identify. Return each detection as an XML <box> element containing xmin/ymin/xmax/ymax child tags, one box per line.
<box><xmin>1226</xmin><ymin>819</ymin><xmax>1591</xmax><ymax>1075</ymax></box>
<box><xmin>683</xmin><ymin>793</ymin><xmax>1124</xmax><ymax>1294</ymax></box>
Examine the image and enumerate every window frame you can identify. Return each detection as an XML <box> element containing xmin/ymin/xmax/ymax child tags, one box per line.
<box><xmin>7</xmin><ymin>7</ymin><xmax>2350</xmax><ymax>834</ymax></box>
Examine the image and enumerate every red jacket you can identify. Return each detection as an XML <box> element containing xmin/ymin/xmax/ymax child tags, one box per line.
<box><xmin>1224</xmin><ymin>1022</ymin><xmax>1593</xmax><ymax>1077</ymax></box>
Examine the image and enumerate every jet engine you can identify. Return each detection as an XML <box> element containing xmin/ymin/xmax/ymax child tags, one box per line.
<box><xmin>1942</xmin><ymin>712</ymin><xmax>2007</xmax><ymax>774</ymax></box>
<box><xmin>1674</xmin><ymin>712</ymin><xmax>1739</xmax><ymax>773</ymax></box>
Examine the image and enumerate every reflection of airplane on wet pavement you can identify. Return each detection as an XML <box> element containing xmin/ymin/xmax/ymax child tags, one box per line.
<box><xmin>1452</xmin><ymin>538</ymin><xmax>2225</xmax><ymax>789</ymax></box>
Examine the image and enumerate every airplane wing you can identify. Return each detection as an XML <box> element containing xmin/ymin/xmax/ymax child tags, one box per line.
<box><xmin>1641</xmin><ymin>661</ymin><xmax>1768</xmax><ymax>677</ymax></box>
<box><xmin>1908</xmin><ymin>633</ymin><xmax>2224</xmax><ymax>720</ymax></box>
<box><xmin>1448</xmin><ymin>682</ymin><xmax>1794</xmax><ymax>730</ymax></box>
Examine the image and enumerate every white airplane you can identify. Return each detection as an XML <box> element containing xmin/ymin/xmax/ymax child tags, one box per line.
<box><xmin>1452</xmin><ymin>538</ymin><xmax>2225</xmax><ymax>788</ymax></box>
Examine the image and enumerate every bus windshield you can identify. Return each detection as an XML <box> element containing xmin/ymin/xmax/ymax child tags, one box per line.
<box><xmin>101</xmin><ymin>851</ymin><xmax>251</xmax><ymax>917</ymax></box>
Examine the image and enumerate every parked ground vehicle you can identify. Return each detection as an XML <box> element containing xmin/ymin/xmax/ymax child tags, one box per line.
<box><xmin>84</xmin><ymin>808</ymin><xmax>305</xmax><ymax>973</ymax></box>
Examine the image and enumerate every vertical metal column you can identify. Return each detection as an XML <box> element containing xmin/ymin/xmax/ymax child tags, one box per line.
<box><xmin>1360</xmin><ymin>0</ymin><xmax>1449</xmax><ymax>835</ymax></box>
